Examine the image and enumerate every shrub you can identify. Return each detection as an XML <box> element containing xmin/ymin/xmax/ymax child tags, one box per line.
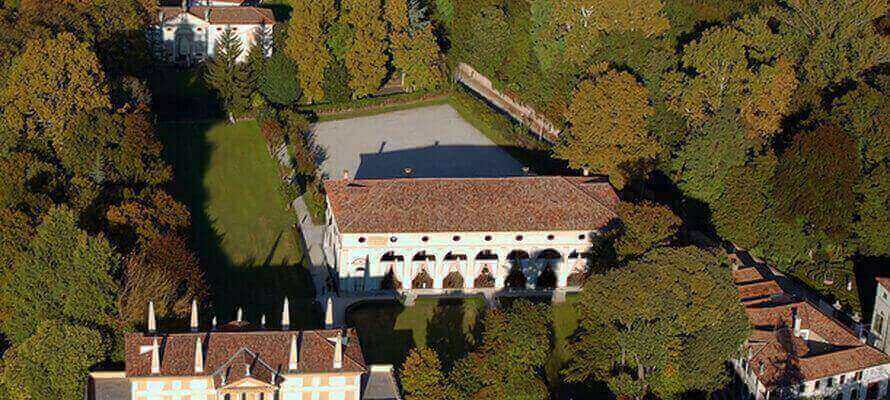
<box><xmin>260</xmin><ymin>53</ymin><xmax>301</xmax><ymax>106</ymax></box>
<box><xmin>323</xmin><ymin>58</ymin><xmax>353</xmax><ymax>103</ymax></box>
<box><xmin>304</xmin><ymin>181</ymin><xmax>327</xmax><ymax>224</ymax></box>
<box><xmin>260</xmin><ymin>120</ymin><xmax>286</xmax><ymax>150</ymax></box>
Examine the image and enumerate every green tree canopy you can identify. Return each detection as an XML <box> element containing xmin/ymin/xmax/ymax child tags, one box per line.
<box><xmin>342</xmin><ymin>0</ymin><xmax>390</xmax><ymax>97</ymax></box>
<box><xmin>260</xmin><ymin>52</ymin><xmax>302</xmax><ymax>106</ymax></box>
<box><xmin>556</xmin><ymin>70</ymin><xmax>660</xmax><ymax>188</ymax></box>
<box><xmin>774</xmin><ymin>123</ymin><xmax>861</xmax><ymax>239</ymax></box>
<box><xmin>0</xmin><ymin>206</ymin><xmax>119</xmax><ymax>344</ymax></box>
<box><xmin>614</xmin><ymin>201</ymin><xmax>681</xmax><ymax>259</ymax></box>
<box><xmin>206</xmin><ymin>29</ymin><xmax>251</xmax><ymax>121</ymax></box>
<box><xmin>0</xmin><ymin>321</ymin><xmax>105</xmax><ymax>400</ymax></box>
<box><xmin>565</xmin><ymin>247</ymin><xmax>750</xmax><ymax>399</ymax></box>
<box><xmin>285</xmin><ymin>0</ymin><xmax>335</xmax><ymax>103</ymax></box>
<box><xmin>1</xmin><ymin>32</ymin><xmax>110</xmax><ymax>139</ymax></box>
<box><xmin>400</xmin><ymin>346</ymin><xmax>453</xmax><ymax>400</ymax></box>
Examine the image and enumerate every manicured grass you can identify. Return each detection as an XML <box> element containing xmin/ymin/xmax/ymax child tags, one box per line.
<box><xmin>346</xmin><ymin>298</ymin><xmax>486</xmax><ymax>368</ymax></box>
<box><xmin>160</xmin><ymin>120</ymin><xmax>317</xmax><ymax>326</ymax></box>
<box><xmin>346</xmin><ymin>295</ymin><xmax>583</xmax><ymax>394</ymax></box>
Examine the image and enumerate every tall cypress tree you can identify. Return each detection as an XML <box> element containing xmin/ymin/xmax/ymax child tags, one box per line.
<box><xmin>206</xmin><ymin>29</ymin><xmax>250</xmax><ymax>122</ymax></box>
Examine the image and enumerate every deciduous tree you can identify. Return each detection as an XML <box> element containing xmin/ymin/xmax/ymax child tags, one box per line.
<box><xmin>0</xmin><ymin>322</ymin><xmax>105</xmax><ymax>400</ymax></box>
<box><xmin>0</xmin><ymin>207</ymin><xmax>119</xmax><ymax>345</ymax></box>
<box><xmin>385</xmin><ymin>0</ymin><xmax>442</xmax><ymax>92</ymax></box>
<box><xmin>774</xmin><ymin>123</ymin><xmax>861</xmax><ymax>239</ymax></box>
<box><xmin>118</xmin><ymin>234</ymin><xmax>207</xmax><ymax>328</ymax></box>
<box><xmin>285</xmin><ymin>0</ymin><xmax>335</xmax><ymax>103</ymax></box>
<box><xmin>614</xmin><ymin>201</ymin><xmax>681</xmax><ymax>259</ymax></box>
<box><xmin>342</xmin><ymin>0</ymin><xmax>389</xmax><ymax>97</ymax></box>
<box><xmin>565</xmin><ymin>247</ymin><xmax>749</xmax><ymax>400</ymax></box>
<box><xmin>400</xmin><ymin>346</ymin><xmax>453</xmax><ymax>400</ymax></box>
<box><xmin>556</xmin><ymin>70</ymin><xmax>660</xmax><ymax>188</ymax></box>
<box><xmin>0</xmin><ymin>32</ymin><xmax>110</xmax><ymax>139</ymax></box>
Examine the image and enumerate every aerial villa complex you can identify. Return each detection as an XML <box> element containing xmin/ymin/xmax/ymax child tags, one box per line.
<box><xmin>731</xmin><ymin>263</ymin><xmax>890</xmax><ymax>400</ymax></box>
<box><xmin>87</xmin><ymin>301</ymin><xmax>399</xmax><ymax>400</ymax></box>
<box><xmin>152</xmin><ymin>0</ymin><xmax>275</xmax><ymax>65</ymax></box>
<box><xmin>322</xmin><ymin>175</ymin><xmax>620</xmax><ymax>293</ymax></box>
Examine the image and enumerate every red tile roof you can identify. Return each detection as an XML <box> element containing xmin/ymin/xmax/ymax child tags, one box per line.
<box><xmin>157</xmin><ymin>6</ymin><xmax>275</xmax><ymax>25</ymax></box>
<box><xmin>125</xmin><ymin>328</ymin><xmax>366</xmax><ymax>379</ymax></box>
<box><xmin>878</xmin><ymin>276</ymin><xmax>890</xmax><ymax>290</ymax></box>
<box><xmin>734</xmin><ymin>266</ymin><xmax>890</xmax><ymax>387</ymax></box>
<box><xmin>324</xmin><ymin>176</ymin><xmax>620</xmax><ymax>234</ymax></box>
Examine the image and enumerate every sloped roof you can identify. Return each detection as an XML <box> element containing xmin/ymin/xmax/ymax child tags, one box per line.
<box><xmin>157</xmin><ymin>6</ymin><xmax>275</xmax><ymax>25</ymax></box>
<box><xmin>734</xmin><ymin>265</ymin><xmax>890</xmax><ymax>387</ymax></box>
<box><xmin>324</xmin><ymin>176</ymin><xmax>620</xmax><ymax>234</ymax></box>
<box><xmin>125</xmin><ymin>328</ymin><xmax>366</xmax><ymax>379</ymax></box>
<box><xmin>878</xmin><ymin>276</ymin><xmax>890</xmax><ymax>290</ymax></box>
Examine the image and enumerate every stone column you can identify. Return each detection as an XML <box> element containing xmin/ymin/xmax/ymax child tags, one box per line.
<box><xmin>433</xmin><ymin>250</ymin><xmax>449</xmax><ymax>289</ymax></box>
<box><xmin>557</xmin><ymin>248</ymin><xmax>571</xmax><ymax>288</ymax></box>
<box><xmin>494</xmin><ymin>248</ymin><xmax>508</xmax><ymax>288</ymax></box>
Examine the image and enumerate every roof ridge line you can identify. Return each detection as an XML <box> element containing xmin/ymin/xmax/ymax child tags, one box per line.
<box><xmin>558</xmin><ymin>176</ymin><xmax>618</xmax><ymax>219</ymax></box>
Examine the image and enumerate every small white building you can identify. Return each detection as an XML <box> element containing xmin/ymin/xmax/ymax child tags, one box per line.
<box><xmin>731</xmin><ymin>265</ymin><xmax>890</xmax><ymax>400</ymax></box>
<box><xmin>322</xmin><ymin>175</ymin><xmax>620</xmax><ymax>294</ymax></box>
<box><xmin>870</xmin><ymin>277</ymin><xmax>890</xmax><ymax>355</ymax></box>
<box><xmin>152</xmin><ymin>0</ymin><xmax>275</xmax><ymax>65</ymax></box>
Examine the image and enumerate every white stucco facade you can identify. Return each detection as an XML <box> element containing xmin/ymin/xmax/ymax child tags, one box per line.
<box><xmin>871</xmin><ymin>281</ymin><xmax>890</xmax><ymax>354</ymax></box>
<box><xmin>733</xmin><ymin>357</ymin><xmax>889</xmax><ymax>400</ymax></box>
<box><xmin>323</xmin><ymin>201</ymin><xmax>599</xmax><ymax>293</ymax></box>
<box><xmin>153</xmin><ymin>5</ymin><xmax>273</xmax><ymax>65</ymax></box>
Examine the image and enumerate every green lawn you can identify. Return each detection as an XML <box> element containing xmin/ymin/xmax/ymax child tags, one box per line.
<box><xmin>347</xmin><ymin>295</ymin><xmax>586</xmax><ymax>396</ymax></box>
<box><xmin>160</xmin><ymin>120</ymin><xmax>317</xmax><ymax>326</ymax></box>
<box><xmin>346</xmin><ymin>298</ymin><xmax>486</xmax><ymax>368</ymax></box>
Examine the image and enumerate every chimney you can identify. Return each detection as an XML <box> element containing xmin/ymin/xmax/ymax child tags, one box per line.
<box><xmin>333</xmin><ymin>334</ymin><xmax>343</xmax><ymax>369</ymax></box>
<box><xmin>582</xmin><ymin>167</ymin><xmax>590</xmax><ymax>176</ymax></box>
<box><xmin>204</xmin><ymin>8</ymin><xmax>210</xmax><ymax>21</ymax></box>
<box><xmin>245</xmin><ymin>363</ymin><xmax>251</xmax><ymax>377</ymax></box>
<box><xmin>194</xmin><ymin>337</ymin><xmax>204</xmax><ymax>373</ymax></box>
<box><xmin>758</xmin><ymin>362</ymin><xmax>764</xmax><ymax>375</ymax></box>
<box><xmin>260</xmin><ymin>314</ymin><xmax>266</xmax><ymax>329</ymax></box>
<box><xmin>211</xmin><ymin>316</ymin><xmax>217</xmax><ymax>330</ymax></box>
<box><xmin>158</xmin><ymin>10</ymin><xmax>165</xmax><ymax>24</ymax></box>
<box><xmin>342</xmin><ymin>170</ymin><xmax>350</xmax><ymax>180</ymax></box>
<box><xmin>325</xmin><ymin>297</ymin><xmax>334</xmax><ymax>329</ymax></box>
<box><xmin>288</xmin><ymin>334</ymin><xmax>298</xmax><ymax>370</ymax></box>
<box><xmin>403</xmin><ymin>167</ymin><xmax>413</xmax><ymax>177</ymax></box>
<box><xmin>151</xmin><ymin>338</ymin><xmax>161</xmax><ymax>374</ymax></box>
<box><xmin>281</xmin><ymin>297</ymin><xmax>291</xmax><ymax>330</ymax></box>
<box><xmin>190</xmin><ymin>299</ymin><xmax>199</xmax><ymax>332</ymax></box>
<box><xmin>147</xmin><ymin>301</ymin><xmax>157</xmax><ymax>333</ymax></box>
<box><xmin>181</xmin><ymin>0</ymin><xmax>187</xmax><ymax>11</ymax></box>
<box><xmin>236</xmin><ymin>307</ymin><xmax>243</xmax><ymax>322</ymax></box>
<box><xmin>792</xmin><ymin>307</ymin><xmax>801</xmax><ymax>337</ymax></box>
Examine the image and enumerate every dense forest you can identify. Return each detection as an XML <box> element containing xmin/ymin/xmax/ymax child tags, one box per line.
<box><xmin>0</xmin><ymin>1</ymin><xmax>206</xmax><ymax>398</ymax></box>
<box><xmin>0</xmin><ymin>0</ymin><xmax>885</xmax><ymax>398</ymax></box>
<box><xmin>431</xmin><ymin>0</ymin><xmax>888</xmax><ymax>312</ymax></box>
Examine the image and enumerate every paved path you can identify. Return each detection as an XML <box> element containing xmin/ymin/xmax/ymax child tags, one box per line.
<box><xmin>311</xmin><ymin>104</ymin><xmax>526</xmax><ymax>180</ymax></box>
<box><xmin>454</xmin><ymin>63</ymin><xmax>560</xmax><ymax>142</ymax></box>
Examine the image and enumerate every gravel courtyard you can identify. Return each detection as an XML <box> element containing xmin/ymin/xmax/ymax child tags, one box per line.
<box><xmin>312</xmin><ymin>104</ymin><xmax>526</xmax><ymax>180</ymax></box>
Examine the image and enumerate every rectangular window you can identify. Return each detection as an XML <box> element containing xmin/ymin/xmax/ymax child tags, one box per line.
<box><xmin>815</xmin><ymin>380</ymin><xmax>821</xmax><ymax>390</ymax></box>
<box><xmin>875</xmin><ymin>313</ymin><xmax>885</xmax><ymax>334</ymax></box>
<box><xmin>854</xmin><ymin>371</ymin><xmax>862</xmax><ymax>381</ymax></box>
<box><xmin>329</xmin><ymin>376</ymin><xmax>346</xmax><ymax>386</ymax></box>
<box><xmin>827</xmin><ymin>377</ymin><xmax>834</xmax><ymax>387</ymax></box>
<box><xmin>840</xmin><ymin>375</ymin><xmax>846</xmax><ymax>385</ymax></box>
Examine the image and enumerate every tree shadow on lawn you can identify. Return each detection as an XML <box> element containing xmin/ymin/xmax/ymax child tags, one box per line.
<box><xmin>157</xmin><ymin>113</ymin><xmax>318</xmax><ymax>330</ymax></box>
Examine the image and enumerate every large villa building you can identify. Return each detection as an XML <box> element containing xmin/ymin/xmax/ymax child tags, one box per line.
<box><xmin>153</xmin><ymin>0</ymin><xmax>275</xmax><ymax>64</ymax></box>
<box><xmin>322</xmin><ymin>175</ymin><xmax>619</xmax><ymax>293</ymax></box>
<box><xmin>870</xmin><ymin>278</ymin><xmax>890</xmax><ymax>355</ymax></box>
<box><xmin>730</xmin><ymin>263</ymin><xmax>890</xmax><ymax>400</ymax></box>
<box><xmin>87</xmin><ymin>301</ymin><xmax>400</xmax><ymax>400</ymax></box>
